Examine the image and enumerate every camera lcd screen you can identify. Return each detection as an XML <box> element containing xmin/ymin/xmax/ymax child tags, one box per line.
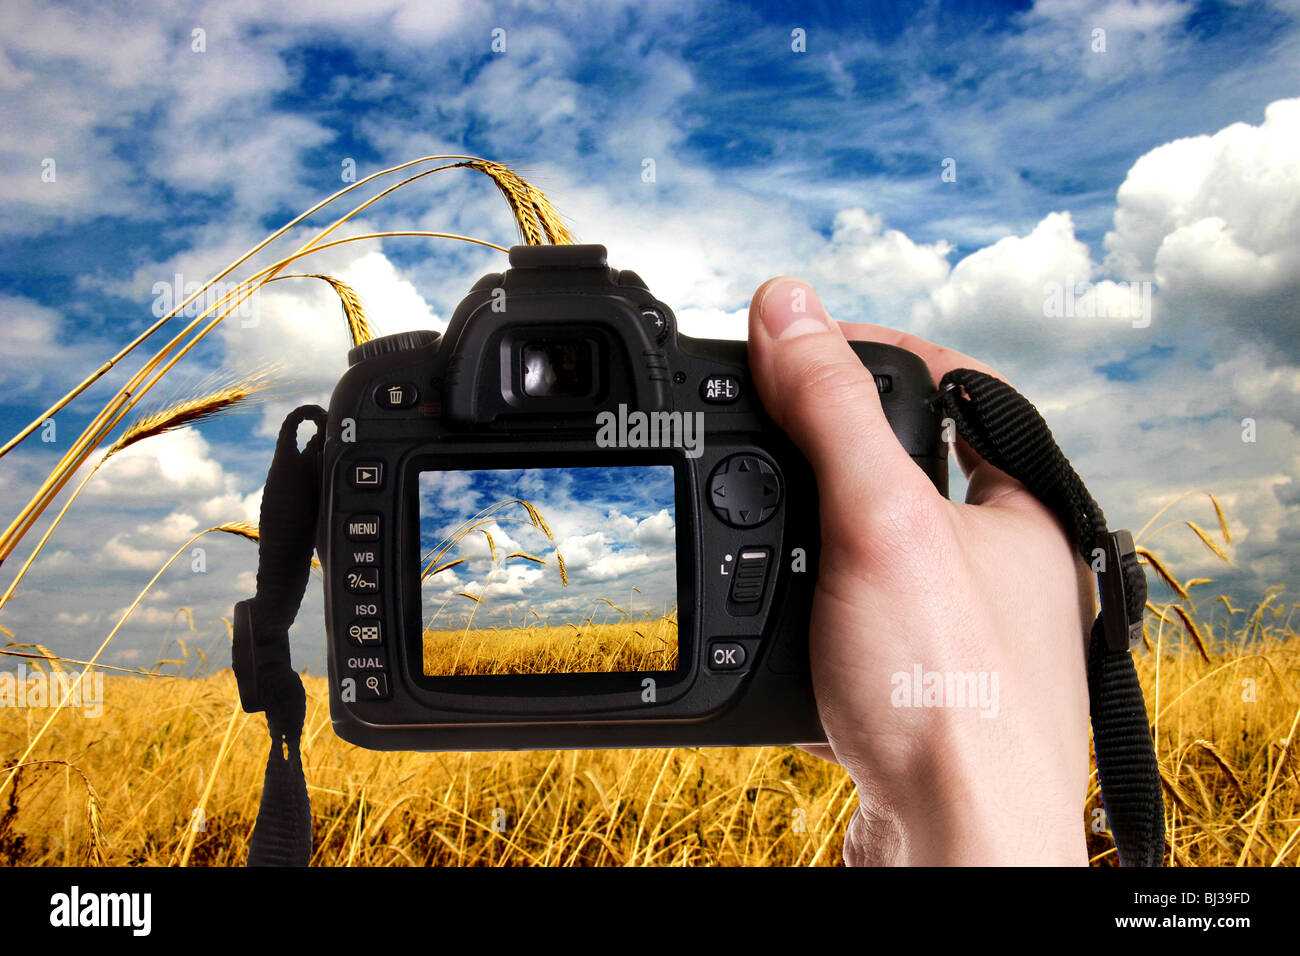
<box><xmin>418</xmin><ymin>466</ymin><xmax>678</xmax><ymax>676</ymax></box>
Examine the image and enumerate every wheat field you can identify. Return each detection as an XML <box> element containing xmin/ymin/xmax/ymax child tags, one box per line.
<box><xmin>0</xmin><ymin>587</ymin><xmax>1296</xmax><ymax>867</ymax></box>
<box><xmin>422</xmin><ymin>616</ymin><xmax>679</xmax><ymax>675</ymax></box>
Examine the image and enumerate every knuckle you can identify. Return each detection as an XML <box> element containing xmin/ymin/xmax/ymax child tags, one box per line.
<box><xmin>826</xmin><ymin>479</ymin><xmax>953</xmax><ymax>570</ymax></box>
<box><xmin>790</xmin><ymin>354</ymin><xmax>875</xmax><ymax>414</ymax></box>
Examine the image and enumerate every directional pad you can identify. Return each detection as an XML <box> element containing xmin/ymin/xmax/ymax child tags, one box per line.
<box><xmin>708</xmin><ymin>455</ymin><xmax>782</xmax><ymax>528</ymax></box>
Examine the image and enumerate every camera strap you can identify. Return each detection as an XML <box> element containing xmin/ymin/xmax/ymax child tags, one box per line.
<box><xmin>936</xmin><ymin>369</ymin><xmax>1164</xmax><ymax>867</ymax></box>
<box><xmin>231</xmin><ymin>373</ymin><xmax>1164</xmax><ymax>868</ymax></box>
<box><xmin>232</xmin><ymin>404</ymin><xmax>326</xmax><ymax>866</ymax></box>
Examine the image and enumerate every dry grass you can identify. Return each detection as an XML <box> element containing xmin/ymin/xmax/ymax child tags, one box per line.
<box><xmin>423</xmin><ymin>616</ymin><xmax>679</xmax><ymax>675</ymax></box>
<box><xmin>0</xmin><ymin>665</ymin><xmax>853</xmax><ymax>867</ymax></box>
<box><xmin>0</xmin><ymin>579</ymin><xmax>1295</xmax><ymax>866</ymax></box>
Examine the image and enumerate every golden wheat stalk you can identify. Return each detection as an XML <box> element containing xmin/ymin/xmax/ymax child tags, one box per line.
<box><xmin>0</xmin><ymin>154</ymin><xmax>539</xmax><ymax>461</ymax></box>
<box><xmin>0</xmin><ymin>759</ymin><xmax>109</xmax><ymax>864</ymax></box>
<box><xmin>0</xmin><ymin>522</ymin><xmax>268</xmax><ymax>804</ymax></box>
<box><xmin>1188</xmin><ymin>739</ymin><xmax>1248</xmax><ymax>799</ymax></box>
<box><xmin>1137</xmin><ymin>547</ymin><xmax>1190</xmax><ymax>602</ymax></box>
<box><xmin>455</xmin><ymin>159</ymin><xmax>574</xmax><ymax>245</ymax></box>
<box><xmin>421</xmin><ymin>557</ymin><xmax>466</xmax><ymax>581</ymax></box>
<box><xmin>594</xmin><ymin>597</ymin><xmax>629</xmax><ymax>617</ymax></box>
<box><xmin>214</xmin><ymin>522</ymin><xmax>321</xmax><ymax>570</ymax></box>
<box><xmin>1184</xmin><ymin>522</ymin><xmax>1232</xmax><ymax>564</ymax></box>
<box><xmin>421</xmin><ymin>498</ymin><xmax>567</xmax><ymax>601</ymax></box>
<box><xmin>0</xmin><ymin>646</ymin><xmax>155</xmax><ymax>677</ymax></box>
<box><xmin>270</xmin><ymin>273</ymin><xmax>372</xmax><ymax>346</ymax></box>
<box><xmin>1170</xmin><ymin>604</ymin><xmax>1213</xmax><ymax>663</ymax></box>
<box><xmin>0</xmin><ymin>157</ymin><xmax>560</xmax><ymax>562</ymax></box>
<box><xmin>0</xmin><ymin>374</ymin><xmax>277</xmax><ymax>610</ymax></box>
<box><xmin>108</xmin><ymin>372</ymin><xmax>278</xmax><ymax>455</ymax></box>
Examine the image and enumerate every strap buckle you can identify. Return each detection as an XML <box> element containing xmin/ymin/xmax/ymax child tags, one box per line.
<box><xmin>233</xmin><ymin>599</ymin><xmax>292</xmax><ymax>713</ymax></box>
<box><xmin>232</xmin><ymin>599</ymin><xmax>264</xmax><ymax>712</ymax></box>
<box><xmin>1099</xmin><ymin>529</ymin><xmax>1144</xmax><ymax>652</ymax></box>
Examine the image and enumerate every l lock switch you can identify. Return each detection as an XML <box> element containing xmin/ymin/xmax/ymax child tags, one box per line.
<box><xmin>727</xmin><ymin>547</ymin><xmax>771</xmax><ymax>614</ymax></box>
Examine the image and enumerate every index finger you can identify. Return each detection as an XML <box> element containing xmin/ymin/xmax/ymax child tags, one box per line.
<box><xmin>836</xmin><ymin>321</ymin><xmax>1023</xmax><ymax>505</ymax></box>
<box><xmin>837</xmin><ymin>320</ymin><xmax>1004</xmax><ymax>384</ymax></box>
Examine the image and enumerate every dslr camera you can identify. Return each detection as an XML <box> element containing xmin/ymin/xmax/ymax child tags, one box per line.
<box><xmin>319</xmin><ymin>244</ymin><xmax>947</xmax><ymax>750</ymax></box>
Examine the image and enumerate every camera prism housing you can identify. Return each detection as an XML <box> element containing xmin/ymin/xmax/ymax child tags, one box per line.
<box><xmin>319</xmin><ymin>244</ymin><xmax>948</xmax><ymax>751</ymax></box>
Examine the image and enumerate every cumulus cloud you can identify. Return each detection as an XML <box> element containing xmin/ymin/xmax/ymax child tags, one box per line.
<box><xmin>1104</xmin><ymin>97</ymin><xmax>1300</xmax><ymax>356</ymax></box>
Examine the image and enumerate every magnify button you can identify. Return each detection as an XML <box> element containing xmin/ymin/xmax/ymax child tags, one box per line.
<box><xmin>357</xmin><ymin>672</ymin><xmax>389</xmax><ymax>700</ymax></box>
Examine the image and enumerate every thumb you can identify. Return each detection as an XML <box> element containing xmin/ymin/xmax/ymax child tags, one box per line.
<box><xmin>747</xmin><ymin>277</ymin><xmax>919</xmax><ymax>514</ymax></box>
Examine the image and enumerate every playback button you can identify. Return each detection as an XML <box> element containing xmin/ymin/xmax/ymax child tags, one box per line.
<box><xmin>350</xmin><ymin>462</ymin><xmax>383</xmax><ymax>489</ymax></box>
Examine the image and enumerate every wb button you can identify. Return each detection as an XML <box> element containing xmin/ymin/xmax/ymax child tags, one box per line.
<box><xmin>708</xmin><ymin>641</ymin><xmax>747</xmax><ymax>671</ymax></box>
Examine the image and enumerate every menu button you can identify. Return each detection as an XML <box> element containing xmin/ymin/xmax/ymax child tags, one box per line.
<box><xmin>347</xmin><ymin>515</ymin><xmax>380</xmax><ymax>540</ymax></box>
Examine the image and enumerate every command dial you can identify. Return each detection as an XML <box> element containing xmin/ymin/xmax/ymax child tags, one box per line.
<box><xmin>347</xmin><ymin>330</ymin><xmax>440</xmax><ymax>367</ymax></box>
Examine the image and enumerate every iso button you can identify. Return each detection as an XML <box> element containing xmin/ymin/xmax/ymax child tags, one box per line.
<box><xmin>347</xmin><ymin>619</ymin><xmax>382</xmax><ymax>646</ymax></box>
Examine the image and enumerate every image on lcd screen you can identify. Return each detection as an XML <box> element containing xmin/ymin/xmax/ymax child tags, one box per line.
<box><xmin>418</xmin><ymin>466</ymin><xmax>678</xmax><ymax>676</ymax></box>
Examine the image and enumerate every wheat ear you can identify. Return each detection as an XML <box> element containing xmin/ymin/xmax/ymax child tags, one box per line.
<box><xmin>0</xmin><ymin>374</ymin><xmax>277</xmax><ymax>611</ymax></box>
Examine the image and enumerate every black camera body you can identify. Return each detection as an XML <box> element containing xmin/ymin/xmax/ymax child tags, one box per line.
<box><xmin>319</xmin><ymin>244</ymin><xmax>947</xmax><ymax>751</ymax></box>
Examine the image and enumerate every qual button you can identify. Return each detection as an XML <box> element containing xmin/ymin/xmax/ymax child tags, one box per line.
<box><xmin>347</xmin><ymin>671</ymin><xmax>390</xmax><ymax>701</ymax></box>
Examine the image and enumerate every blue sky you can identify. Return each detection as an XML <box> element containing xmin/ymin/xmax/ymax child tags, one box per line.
<box><xmin>0</xmin><ymin>0</ymin><xmax>1297</xmax><ymax>667</ymax></box>
<box><xmin>418</xmin><ymin>466</ymin><xmax>677</xmax><ymax>630</ymax></box>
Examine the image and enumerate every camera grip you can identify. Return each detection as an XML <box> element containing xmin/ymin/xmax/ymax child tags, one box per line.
<box><xmin>845</xmin><ymin>339</ymin><xmax>948</xmax><ymax>497</ymax></box>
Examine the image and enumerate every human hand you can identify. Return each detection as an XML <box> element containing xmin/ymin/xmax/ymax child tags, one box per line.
<box><xmin>747</xmin><ymin>277</ymin><xmax>1095</xmax><ymax>865</ymax></box>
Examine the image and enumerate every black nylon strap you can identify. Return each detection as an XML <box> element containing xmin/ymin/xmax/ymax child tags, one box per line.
<box><xmin>938</xmin><ymin>369</ymin><xmax>1165</xmax><ymax>867</ymax></box>
<box><xmin>232</xmin><ymin>404</ymin><xmax>326</xmax><ymax>867</ymax></box>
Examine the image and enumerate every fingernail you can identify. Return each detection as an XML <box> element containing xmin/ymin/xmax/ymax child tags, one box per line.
<box><xmin>758</xmin><ymin>278</ymin><xmax>832</xmax><ymax>340</ymax></box>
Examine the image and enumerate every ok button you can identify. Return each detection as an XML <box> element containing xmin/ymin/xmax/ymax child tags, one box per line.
<box><xmin>708</xmin><ymin>641</ymin><xmax>747</xmax><ymax>671</ymax></box>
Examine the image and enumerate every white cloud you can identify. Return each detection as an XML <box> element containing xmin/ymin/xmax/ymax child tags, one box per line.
<box><xmin>1107</xmin><ymin>98</ymin><xmax>1300</xmax><ymax>278</ymax></box>
<box><xmin>87</xmin><ymin>429</ymin><xmax>229</xmax><ymax>501</ymax></box>
<box><xmin>633</xmin><ymin>508</ymin><xmax>675</xmax><ymax>547</ymax></box>
<box><xmin>1102</xmin><ymin>97</ymin><xmax>1300</xmax><ymax>354</ymax></box>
